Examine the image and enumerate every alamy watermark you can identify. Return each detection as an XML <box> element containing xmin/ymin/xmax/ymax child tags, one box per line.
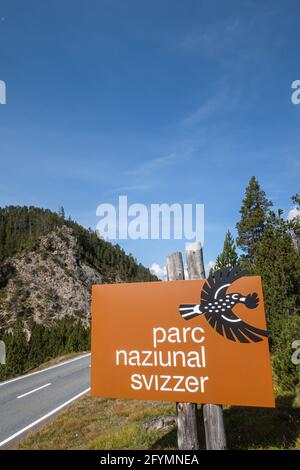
<box><xmin>0</xmin><ymin>80</ymin><xmax>6</xmax><ymax>104</ymax></box>
<box><xmin>0</xmin><ymin>340</ymin><xmax>5</xmax><ymax>365</ymax></box>
<box><xmin>96</xmin><ymin>196</ymin><xmax>204</xmax><ymax>243</ymax></box>
<box><xmin>291</xmin><ymin>80</ymin><xmax>300</xmax><ymax>105</ymax></box>
<box><xmin>291</xmin><ymin>340</ymin><xmax>300</xmax><ymax>365</ymax></box>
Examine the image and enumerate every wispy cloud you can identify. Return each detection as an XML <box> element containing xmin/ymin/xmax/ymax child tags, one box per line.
<box><xmin>182</xmin><ymin>91</ymin><xmax>235</xmax><ymax>128</ymax></box>
<box><xmin>182</xmin><ymin>95</ymin><xmax>222</xmax><ymax>127</ymax></box>
<box><xmin>181</xmin><ymin>17</ymin><xmax>242</xmax><ymax>56</ymax></box>
<box><xmin>116</xmin><ymin>146</ymin><xmax>194</xmax><ymax>194</ymax></box>
<box><xmin>105</xmin><ymin>182</ymin><xmax>153</xmax><ymax>195</ymax></box>
<box><xmin>180</xmin><ymin>7</ymin><xmax>283</xmax><ymax>64</ymax></box>
<box><xmin>181</xmin><ymin>76</ymin><xmax>243</xmax><ymax>131</ymax></box>
<box><xmin>126</xmin><ymin>152</ymin><xmax>178</xmax><ymax>178</ymax></box>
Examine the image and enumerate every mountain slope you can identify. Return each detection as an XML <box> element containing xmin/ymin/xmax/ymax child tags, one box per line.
<box><xmin>0</xmin><ymin>206</ymin><xmax>157</xmax><ymax>330</ymax></box>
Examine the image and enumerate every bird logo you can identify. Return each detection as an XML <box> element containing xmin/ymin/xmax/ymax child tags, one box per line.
<box><xmin>179</xmin><ymin>266</ymin><xmax>269</xmax><ymax>343</ymax></box>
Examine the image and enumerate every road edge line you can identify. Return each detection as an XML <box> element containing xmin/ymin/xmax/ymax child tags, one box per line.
<box><xmin>17</xmin><ymin>383</ymin><xmax>52</xmax><ymax>399</ymax></box>
<box><xmin>0</xmin><ymin>387</ymin><xmax>91</xmax><ymax>448</ymax></box>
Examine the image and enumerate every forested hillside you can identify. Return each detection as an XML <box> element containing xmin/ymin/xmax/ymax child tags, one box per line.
<box><xmin>0</xmin><ymin>206</ymin><xmax>157</xmax><ymax>282</ymax></box>
<box><xmin>0</xmin><ymin>206</ymin><xmax>157</xmax><ymax>380</ymax></box>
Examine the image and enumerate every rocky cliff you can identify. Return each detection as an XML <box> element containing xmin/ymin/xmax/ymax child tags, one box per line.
<box><xmin>0</xmin><ymin>206</ymin><xmax>157</xmax><ymax>331</ymax></box>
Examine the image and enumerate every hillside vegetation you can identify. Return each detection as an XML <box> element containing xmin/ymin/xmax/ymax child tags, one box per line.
<box><xmin>0</xmin><ymin>206</ymin><xmax>157</xmax><ymax>379</ymax></box>
<box><xmin>0</xmin><ymin>206</ymin><xmax>156</xmax><ymax>283</ymax></box>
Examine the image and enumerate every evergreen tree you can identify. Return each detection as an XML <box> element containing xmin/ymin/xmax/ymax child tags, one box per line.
<box><xmin>258</xmin><ymin>213</ymin><xmax>300</xmax><ymax>393</ymax></box>
<box><xmin>66</xmin><ymin>320</ymin><xmax>88</xmax><ymax>352</ymax></box>
<box><xmin>6</xmin><ymin>319</ymin><xmax>28</xmax><ymax>376</ymax></box>
<box><xmin>58</xmin><ymin>206</ymin><xmax>65</xmax><ymax>219</ymax></box>
<box><xmin>251</xmin><ymin>209</ymin><xmax>300</xmax><ymax>344</ymax></box>
<box><xmin>289</xmin><ymin>193</ymin><xmax>300</xmax><ymax>249</ymax></box>
<box><xmin>272</xmin><ymin>315</ymin><xmax>300</xmax><ymax>391</ymax></box>
<box><xmin>27</xmin><ymin>323</ymin><xmax>46</xmax><ymax>368</ymax></box>
<box><xmin>236</xmin><ymin>176</ymin><xmax>272</xmax><ymax>259</ymax></box>
<box><xmin>211</xmin><ymin>230</ymin><xmax>238</xmax><ymax>274</ymax></box>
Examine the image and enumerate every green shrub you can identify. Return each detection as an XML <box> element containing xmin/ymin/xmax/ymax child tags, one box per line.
<box><xmin>272</xmin><ymin>316</ymin><xmax>300</xmax><ymax>392</ymax></box>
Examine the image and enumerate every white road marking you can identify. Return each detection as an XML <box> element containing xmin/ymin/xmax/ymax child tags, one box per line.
<box><xmin>0</xmin><ymin>387</ymin><xmax>91</xmax><ymax>448</ymax></box>
<box><xmin>0</xmin><ymin>353</ymin><xmax>91</xmax><ymax>387</ymax></box>
<box><xmin>17</xmin><ymin>383</ymin><xmax>51</xmax><ymax>399</ymax></box>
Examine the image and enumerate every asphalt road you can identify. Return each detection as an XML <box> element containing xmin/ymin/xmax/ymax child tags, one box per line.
<box><xmin>0</xmin><ymin>353</ymin><xmax>91</xmax><ymax>448</ymax></box>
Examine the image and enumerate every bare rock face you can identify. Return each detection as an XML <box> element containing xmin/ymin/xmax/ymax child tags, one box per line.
<box><xmin>0</xmin><ymin>226</ymin><xmax>103</xmax><ymax>330</ymax></box>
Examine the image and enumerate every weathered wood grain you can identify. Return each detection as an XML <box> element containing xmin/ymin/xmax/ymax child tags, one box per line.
<box><xmin>203</xmin><ymin>404</ymin><xmax>227</xmax><ymax>450</ymax></box>
<box><xmin>166</xmin><ymin>251</ymin><xmax>200</xmax><ymax>450</ymax></box>
<box><xmin>185</xmin><ymin>243</ymin><xmax>227</xmax><ymax>450</ymax></box>
<box><xmin>186</xmin><ymin>242</ymin><xmax>206</xmax><ymax>279</ymax></box>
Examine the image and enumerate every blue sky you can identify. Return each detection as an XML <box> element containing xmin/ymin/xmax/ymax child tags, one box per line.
<box><xmin>0</xmin><ymin>0</ymin><xmax>299</xmax><ymax>276</ymax></box>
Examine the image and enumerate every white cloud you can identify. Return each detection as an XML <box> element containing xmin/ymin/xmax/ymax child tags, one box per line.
<box><xmin>205</xmin><ymin>260</ymin><xmax>215</xmax><ymax>275</ymax></box>
<box><xmin>288</xmin><ymin>207</ymin><xmax>300</xmax><ymax>221</ymax></box>
<box><xmin>150</xmin><ymin>263</ymin><xmax>167</xmax><ymax>280</ymax></box>
<box><xmin>151</xmin><ymin>259</ymin><xmax>215</xmax><ymax>280</ymax></box>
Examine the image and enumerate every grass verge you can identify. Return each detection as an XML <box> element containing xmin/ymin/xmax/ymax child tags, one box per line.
<box><xmin>28</xmin><ymin>351</ymin><xmax>90</xmax><ymax>373</ymax></box>
<box><xmin>15</xmin><ymin>393</ymin><xmax>300</xmax><ymax>450</ymax></box>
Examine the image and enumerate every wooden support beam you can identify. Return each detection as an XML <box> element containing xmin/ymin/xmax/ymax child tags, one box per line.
<box><xmin>185</xmin><ymin>243</ymin><xmax>227</xmax><ymax>451</ymax></box>
<box><xmin>186</xmin><ymin>242</ymin><xmax>206</xmax><ymax>279</ymax></box>
<box><xmin>166</xmin><ymin>252</ymin><xmax>185</xmax><ymax>281</ymax></box>
<box><xmin>203</xmin><ymin>404</ymin><xmax>227</xmax><ymax>450</ymax></box>
<box><xmin>166</xmin><ymin>252</ymin><xmax>200</xmax><ymax>451</ymax></box>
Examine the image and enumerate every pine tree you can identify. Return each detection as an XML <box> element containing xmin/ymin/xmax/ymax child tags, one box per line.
<box><xmin>250</xmin><ymin>208</ymin><xmax>300</xmax><ymax>392</ymax></box>
<box><xmin>6</xmin><ymin>319</ymin><xmax>28</xmax><ymax>376</ymax></box>
<box><xmin>27</xmin><ymin>323</ymin><xmax>46</xmax><ymax>368</ymax></box>
<box><xmin>251</xmin><ymin>210</ymin><xmax>300</xmax><ymax>339</ymax></box>
<box><xmin>236</xmin><ymin>176</ymin><xmax>272</xmax><ymax>259</ymax></box>
<box><xmin>211</xmin><ymin>230</ymin><xmax>238</xmax><ymax>274</ymax></box>
<box><xmin>290</xmin><ymin>194</ymin><xmax>300</xmax><ymax>250</ymax></box>
<box><xmin>58</xmin><ymin>206</ymin><xmax>65</xmax><ymax>219</ymax></box>
<box><xmin>66</xmin><ymin>320</ymin><xmax>89</xmax><ymax>352</ymax></box>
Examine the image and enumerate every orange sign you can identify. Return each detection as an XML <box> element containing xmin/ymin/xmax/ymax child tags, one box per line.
<box><xmin>91</xmin><ymin>272</ymin><xmax>275</xmax><ymax>407</ymax></box>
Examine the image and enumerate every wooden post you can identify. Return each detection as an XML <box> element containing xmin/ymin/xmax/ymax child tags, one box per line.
<box><xmin>186</xmin><ymin>242</ymin><xmax>206</xmax><ymax>279</ymax></box>
<box><xmin>203</xmin><ymin>404</ymin><xmax>227</xmax><ymax>450</ymax></box>
<box><xmin>166</xmin><ymin>252</ymin><xmax>185</xmax><ymax>281</ymax></box>
<box><xmin>166</xmin><ymin>252</ymin><xmax>200</xmax><ymax>450</ymax></box>
<box><xmin>185</xmin><ymin>243</ymin><xmax>227</xmax><ymax>450</ymax></box>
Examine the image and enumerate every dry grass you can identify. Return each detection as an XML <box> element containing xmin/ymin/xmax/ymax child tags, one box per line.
<box><xmin>16</xmin><ymin>397</ymin><xmax>176</xmax><ymax>450</ymax></box>
<box><xmin>28</xmin><ymin>351</ymin><xmax>90</xmax><ymax>373</ymax></box>
<box><xmin>15</xmin><ymin>392</ymin><xmax>300</xmax><ymax>450</ymax></box>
